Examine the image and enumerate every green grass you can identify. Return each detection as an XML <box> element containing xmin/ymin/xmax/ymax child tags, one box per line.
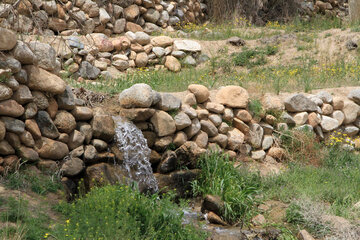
<box><xmin>51</xmin><ymin>184</ymin><xmax>207</xmax><ymax>240</ymax></box>
<box><xmin>232</xmin><ymin>45</ymin><xmax>278</xmax><ymax>68</ymax></box>
<box><xmin>2</xmin><ymin>169</ymin><xmax>62</xmax><ymax>195</ymax></box>
<box><xmin>0</xmin><ymin>197</ymin><xmax>50</xmax><ymax>240</ymax></box>
<box><xmin>263</xmin><ymin>146</ymin><xmax>360</xmax><ymax>220</ymax></box>
<box><xmin>191</xmin><ymin>152</ymin><xmax>261</xmax><ymax>224</ymax></box>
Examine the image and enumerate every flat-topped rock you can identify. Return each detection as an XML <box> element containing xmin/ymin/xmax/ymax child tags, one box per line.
<box><xmin>216</xmin><ymin>86</ymin><xmax>249</xmax><ymax>108</ymax></box>
<box><xmin>284</xmin><ymin>94</ymin><xmax>317</xmax><ymax>112</ymax></box>
<box><xmin>173</xmin><ymin>40</ymin><xmax>201</xmax><ymax>52</ymax></box>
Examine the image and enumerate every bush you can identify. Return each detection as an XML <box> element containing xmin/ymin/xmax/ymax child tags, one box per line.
<box><xmin>192</xmin><ymin>152</ymin><xmax>261</xmax><ymax>224</ymax></box>
<box><xmin>51</xmin><ymin>185</ymin><xmax>207</xmax><ymax>240</ymax></box>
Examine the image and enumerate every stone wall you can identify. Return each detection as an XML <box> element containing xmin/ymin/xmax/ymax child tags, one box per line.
<box><xmin>300</xmin><ymin>0</ymin><xmax>349</xmax><ymax>19</ymax></box>
<box><xmin>0</xmin><ymin>27</ymin><xmax>127</xmax><ymax>199</ymax></box>
<box><xmin>0</xmin><ymin>0</ymin><xmax>206</xmax><ymax>35</ymax></box>
<box><xmin>118</xmin><ymin>83</ymin><xmax>360</xmax><ymax>195</ymax></box>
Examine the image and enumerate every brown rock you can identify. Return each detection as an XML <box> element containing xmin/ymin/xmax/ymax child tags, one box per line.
<box><xmin>267</xmin><ymin>147</ymin><xmax>286</xmax><ymax>161</ymax></box>
<box><xmin>5</xmin><ymin>132</ymin><xmax>21</xmax><ymax>149</ymax></box>
<box><xmin>19</xmin><ymin>131</ymin><xmax>35</xmax><ymax>147</ymax></box>
<box><xmin>25</xmin><ymin>65</ymin><xmax>66</xmax><ymax>94</ymax></box>
<box><xmin>12</xmin><ymin>85</ymin><xmax>33</xmax><ymax>104</ymax></box>
<box><xmin>308</xmin><ymin>112</ymin><xmax>321</xmax><ymax>127</ymax></box>
<box><xmin>37</xmin><ymin>137</ymin><xmax>69</xmax><ymax>160</ymax></box>
<box><xmin>188</xmin><ymin>84</ymin><xmax>209</xmax><ymax>103</ymax></box>
<box><xmin>54</xmin><ymin>111</ymin><xmax>76</xmax><ymax>134</ymax></box>
<box><xmin>0</xmin><ymin>100</ymin><xmax>24</xmax><ymax>118</ymax></box>
<box><xmin>120</xmin><ymin>108</ymin><xmax>155</xmax><ymax>122</ymax></box>
<box><xmin>0</xmin><ymin>121</ymin><xmax>5</xmax><ymax>141</ymax></box>
<box><xmin>216</xmin><ymin>86</ymin><xmax>249</xmax><ymax>108</ymax></box>
<box><xmin>48</xmin><ymin>17</ymin><xmax>67</xmax><ymax>32</ymax></box>
<box><xmin>91</xmin><ymin>114</ymin><xmax>115</xmax><ymax>142</ymax></box>
<box><xmin>227</xmin><ymin>128</ymin><xmax>244</xmax><ymax>151</ymax></box>
<box><xmin>165</xmin><ymin>56</ymin><xmax>181</xmax><ymax>72</ymax></box>
<box><xmin>47</xmin><ymin>97</ymin><xmax>58</xmax><ymax>119</ymax></box>
<box><xmin>150</xmin><ymin>110</ymin><xmax>176</xmax><ymax>137</ymax></box>
<box><xmin>25</xmin><ymin>119</ymin><xmax>41</xmax><ymax>140</ymax></box>
<box><xmin>0</xmin><ymin>140</ymin><xmax>15</xmax><ymax>155</ymax></box>
<box><xmin>18</xmin><ymin>146</ymin><xmax>39</xmax><ymax>162</ymax></box>
<box><xmin>173</xmin><ymin>131</ymin><xmax>187</xmax><ymax>147</ymax></box>
<box><xmin>61</xmin><ymin>157</ymin><xmax>85</xmax><ymax>176</ymax></box>
<box><xmin>124</xmin><ymin>4</ymin><xmax>140</xmax><ymax>21</ymax></box>
<box><xmin>0</xmin><ymin>28</ymin><xmax>17</xmax><ymax>51</ymax></box>
<box><xmin>67</xmin><ymin>130</ymin><xmax>85</xmax><ymax>150</ymax></box>
<box><xmin>234</xmin><ymin>109</ymin><xmax>252</xmax><ymax>123</ymax></box>
<box><xmin>125</xmin><ymin>22</ymin><xmax>143</xmax><ymax>32</ymax></box>
<box><xmin>207</xmin><ymin>212</ymin><xmax>228</xmax><ymax>226</ymax></box>
<box><xmin>193</xmin><ymin>131</ymin><xmax>208</xmax><ymax>149</ymax></box>
<box><xmin>202</xmin><ymin>194</ymin><xmax>224</xmax><ymax>217</ymax></box>
<box><xmin>37</xmin><ymin>160</ymin><xmax>58</xmax><ymax>172</ymax></box>
<box><xmin>150</xmin><ymin>36</ymin><xmax>174</xmax><ymax>47</ymax></box>
<box><xmin>71</xmin><ymin>106</ymin><xmax>93</xmax><ymax>121</ymax></box>
<box><xmin>135</xmin><ymin>52</ymin><xmax>148</xmax><ymax>68</ymax></box>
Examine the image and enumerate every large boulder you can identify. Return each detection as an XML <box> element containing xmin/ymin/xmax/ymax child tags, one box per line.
<box><xmin>343</xmin><ymin>100</ymin><xmax>360</xmax><ymax>124</ymax></box>
<box><xmin>24</xmin><ymin>65</ymin><xmax>66</xmax><ymax>94</ymax></box>
<box><xmin>284</xmin><ymin>94</ymin><xmax>317</xmax><ymax>112</ymax></box>
<box><xmin>12</xmin><ymin>41</ymin><xmax>37</xmax><ymax>65</ymax></box>
<box><xmin>216</xmin><ymin>86</ymin><xmax>249</xmax><ymax>108</ymax></box>
<box><xmin>28</xmin><ymin>42</ymin><xmax>57</xmax><ymax>71</ymax></box>
<box><xmin>119</xmin><ymin>84</ymin><xmax>156</xmax><ymax>108</ymax></box>
<box><xmin>150</xmin><ymin>110</ymin><xmax>176</xmax><ymax>137</ymax></box>
<box><xmin>0</xmin><ymin>28</ymin><xmax>17</xmax><ymax>51</ymax></box>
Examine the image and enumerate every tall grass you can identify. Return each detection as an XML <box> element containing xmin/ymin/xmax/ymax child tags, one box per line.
<box><xmin>192</xmin><ymin>152</ymin><xmax>261</xmax><ymax>224</ymax></box>
<box><xmin>52</xmin><ymin>184</ymin><xmax>207</xmax><ymax>240</ymax></box>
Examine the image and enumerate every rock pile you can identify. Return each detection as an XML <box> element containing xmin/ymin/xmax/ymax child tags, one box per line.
<box><xmin>0</xmin><ymin>0</ymin><xmax>206</xmax><ymax>35</ymax></box>
<box><xmin>300</xmin><ymin>0</ymin><xmax>349</xmax><ymax>18</ymax></box>
<box><xmin>0</xmin><ymin>27</ymin><xmax>124</xmax><ymax>198</ymax></box>
<box><xmin>119</xmin><ymin>83</ymin><xmax>360</xmax><ymax>195</ymax></box>
<box><xmin>58</xmin><ymin>33</ymin><xmax>203</xmax><ymax>80</ymax></box>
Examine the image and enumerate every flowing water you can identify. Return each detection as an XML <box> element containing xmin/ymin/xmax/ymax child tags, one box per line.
<box><xmin>113</xmin><ymin>116</ymin><xmax>158</xmax><ymax>193</ymax></box>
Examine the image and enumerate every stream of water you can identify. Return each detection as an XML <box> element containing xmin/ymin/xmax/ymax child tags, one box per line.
<box><xmin>113</xmin><ymin>116</ymin><xmax>158</xmax><ymax>193</ymax></box>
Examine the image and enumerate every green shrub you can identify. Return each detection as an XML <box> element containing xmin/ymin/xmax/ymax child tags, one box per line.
<box><xmin>52</xmin><ymin>184</ymin><xmax>207</xmax><ymax>240</ymax></box>
<box><xmin>232</xmin><ymin>46</ymin><xmax>278</xmax><ymax>68</ymax></box>
<box><xmin>192</xmin><ymin>152</ymin><xmax>261</xmax><ymax>224</ymax></box>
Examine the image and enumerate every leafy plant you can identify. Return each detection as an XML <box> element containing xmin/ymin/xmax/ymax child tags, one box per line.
<box><xmin>52</xmin><ymin>184</ymin><xmax>207</xmax><ymax>240</ymax></box>
<box><xmin>192</xmin><ymin>152</ymin><xmax>261</xmax><ymax>224</ymax></box>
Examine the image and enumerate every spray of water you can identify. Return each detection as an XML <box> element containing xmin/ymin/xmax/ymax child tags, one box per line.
<box><xmin>113</xmin><ymin>116</ymin><xmax>158</xmax><ymax>193</ymax></box>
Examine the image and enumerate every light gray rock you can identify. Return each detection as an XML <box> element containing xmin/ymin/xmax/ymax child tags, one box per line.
<box><xmin>200</xmin><ymin>120</ymin><xmax>218</xmax><ymax>137</ymax></box>
<box><xmin>249</xmin><ymin>123</ymin><xmax>264</xmax><ymax>149</ymax></box>
<box><xmin>135</xmin><ymin>31</ymin><xmax>150</xmax><ymax>45</ymax></box>
<box><xmin>320</xmin><ymin>116</ymin><xmax>340</xmax><ymax>132</ymax></box>
<box><xmin>348</xmin><ymin>89</ymin><xmax>360</xmax><ymax>105</ymax></box>
<box><xmin>12</xmin><ymin>41</ymin><xmax>37</xmax><ymax>65</ymax></box>
<box><xmin>0</xmin><ymin>117</ymin><xmax>24</xmax><ymax>134</ymax></box>
<box><xmin>262</xmin><ymin>135</ymin><xmax>273</xmax><ymax>150</ymax></box>
<box><xmin>156</xmin><ymin>93</ymin><xmax>181</xmax><ymax>111</ymax></box>
<box><xmin>183</xmin><ymin>55</ymin><xmax>197</xmax><ymax>66</ymax></box>
<box><xmin>284</xmin><ymin>94</ymin><xmax>317</xmax><ymax>112</ymax></box>
<box><xmin>251</xmin><ymin>150</ymin><xmax>266</xmax><ymax>161</ymax></box>
<box><xmin>79</xmin><ymin>61</ymin><xmax>101</xmax><ymax>80</ymax></box>
<box><xmin>0</xmin><ymin>27</ymin><xmax>17</xmax><ymax>51</ymax></box>
<box><xmin>174</xmin><ymin>112</ymin><xmax>191</xmax><ymax>130</ymax></box>
<box><xmin>173</xmin><ymin>40</ymin><xmax>201</xmax><ymax>52</ymax></box>
<box><xmin>143</xmin><ymin>8</ymin><xmax>160</xmax><ymax>23</ymax></box>
<box><xmin>29</xmin><ymin>42</ymin><xmax>56</xmax><ymax>71</ymax></box>
<box><xmin>316</xmin><ymin>91</ymin><xmax>332</xmax><ymax>104</ymax></box>
<box><xmin>119</xmin><ymin>83</ymin><xmax>156</xmax><ymax>108</ymax></box>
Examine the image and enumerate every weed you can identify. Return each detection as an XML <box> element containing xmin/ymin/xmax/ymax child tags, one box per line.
<box><xmin>192</xmin><ymin>152</ymin><xmax>261</xmax><ymax>224</ymax></box>
<box><xmin>52</xmin><ymin>184</ymin><xmax>207</xmax><ymax>240</ymax></box>
<box><xmin>248</xmin><ymin>99</ymin><xmax>264</xmax><ymax>118</ymax></box>
<box><xmin>232</xmin><ymin>45</ymin><xmax>278</xmax><ymax>69</ymax></box>
<box><xmin>2</xmin><ymin>169</ymin><xmax>62</xmax><ymax>195</ymax></box>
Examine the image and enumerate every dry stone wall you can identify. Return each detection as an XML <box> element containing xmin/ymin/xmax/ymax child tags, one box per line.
<box><xmin>0</xmin><ymin>27</ymin><xmax>131</xmax><ymax>199</ymax></box>
<box><xmin>0</xmin><ymin>0</ymin><xmax>206</xmax><ymax>35</ymax></box>
<box><xmin>119</xmin><ymin>83</ymin><xmax>360</xmax><ymax>195</ymax></box>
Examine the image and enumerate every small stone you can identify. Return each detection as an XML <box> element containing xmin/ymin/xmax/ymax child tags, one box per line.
<box><xmin>91</xmin><ymin>114</ymin><xmax>115</xmax><ymax>142</ymax></box>
<box><xmin>193</xmin><ymin>131</ymin><xmax>208</xmax><ymax>149</ymax></box>
<box><xmin>252</xmin><ymin>150</ymin><xmax>266</xmax><ymax>161</ymax></box>
<box><xmin>184</xmin><ymin>118</ymin><xmax>201</xmax><ymax>139</ymax></box>
<box><xmin>316</xmin><ymin>91</ymin><xmax>332</xmax><ymax>104</ymax></box>
<box><xmin>174</xmin><ymin>112</ymin><xmax>192</xmax><ymax>131</ymax></box>
<box><xmin>0</xmin><ymin>28</ymin><xmax>17</xmax><ymax>51</ymax></box>
<box><xmin>227</xmin><ymin>128</ymin><xmax>244</xmax><ymax>151</ymax></box>
<box><xmin>200</xmin><ymin>120</ymin><xmax>218</xmax><ymax>137</ymax></box>
<box><xmin>0</xmin><ymin>117</ymin><xmax>25</xmax><ymax>134</ymax></box>
<box><xmin>234</xmin><ymin>109</ymin><xmax>252</xmax><ymax>123</ymax></box>
<box><xmin>0</xmin><ymin>140</ymin><xmax>15</xmax><ymax>155</ymax></box>
<box><xmin>322</xmin><ymin>103</ymin><xmax>333</xmax><ymax>115</ymax></box>
<box><xmin>204</xmin><ymin>102</ymin><xmax>224</xmax><ymax>114</ymax></box>
<box><xmin>173</xmin><ymin>131</ymin><xmax>187</xmax><ymax>147</ymax></box>
<box><xmin>332</xmin><ymin>110</ymin><xmax>345</xmax><ymax>126</ymax></box>
<box><xmin>209</xmin><ymin>114</ymin><xmax>222</xmax><ymax>127</ymax></box>
<box><xmin>0</xmin><ymin>100</ymin><xmax>24</xmax><ymax>117</ymax></box>
<box><xmin>268</xmin><ymin>147</ymin><xmax>286</xmax><ymax>161</ymax></box>
<box><xmin>68</xmin><ymin>130</ymin><xmax>85</xmax><ymax>150</ymax></box>
<box><xmin>71</xmin><ymin>106</ymin><xmax>93</xmax><ymax>121</ymax></box>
